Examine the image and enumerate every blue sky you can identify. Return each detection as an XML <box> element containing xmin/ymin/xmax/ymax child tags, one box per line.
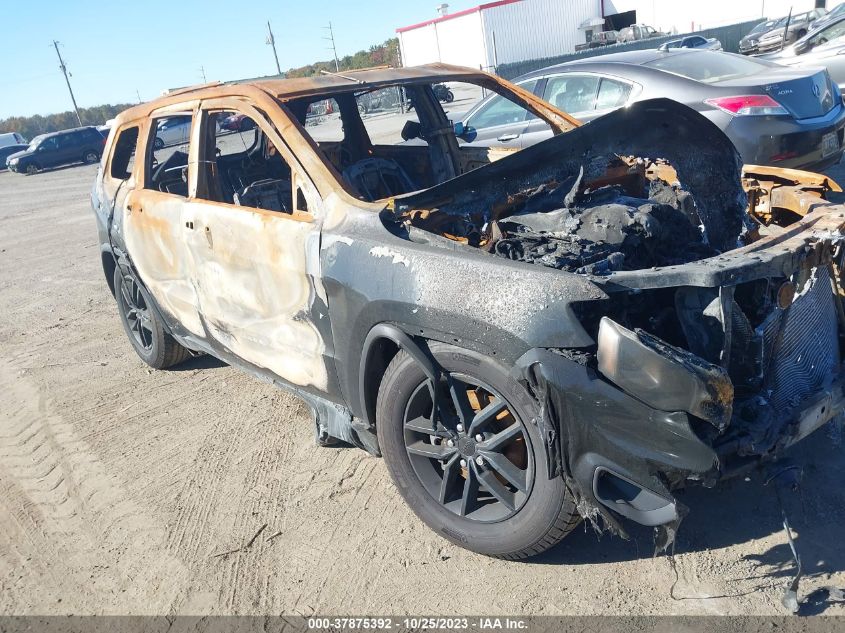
<box><xmin>0</xmin><ymin>0</ymin><xmax>479</xmax><ymax>119</ymax></box>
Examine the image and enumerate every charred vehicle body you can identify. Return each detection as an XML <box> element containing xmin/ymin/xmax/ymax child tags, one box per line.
<box><xmin>91</xmin><ymin>64</ymin><xmax>845</xmax><ymax>559</ymax></box>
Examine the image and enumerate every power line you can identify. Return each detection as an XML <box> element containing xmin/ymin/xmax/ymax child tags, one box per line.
<box><xmin>323</xmin><ymin>22</ymin><xmax>340</xmax><ymax>72</ymax></box>
<box><xmin>266</xmin><ymin>21</ymin><xmax>282</xmax><ymax>76</ymax></box>
<box><xmin>52</xmin><ymin>40</ymin><xmax>82</xmax><ymax>127</ymax></box>
<box><xmin>199</xmin><ymin>65</ymin><xmax>208</xmax><ymax>83</ymax></box>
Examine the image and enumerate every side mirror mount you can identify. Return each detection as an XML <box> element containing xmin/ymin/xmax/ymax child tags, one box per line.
<box><xmin>400</xmin><ymin>120</ymin><xmax>423</xmax><ymax>141</ymax></box>
<box><xmin>454</xmin><ymin>122</ymin><xmax>477</xmax><ymax>142</ymax></box>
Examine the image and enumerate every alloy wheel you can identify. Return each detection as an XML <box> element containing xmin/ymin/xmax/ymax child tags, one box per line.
<box><xmin>402</xmin><ymin>373</ymin><xmax>535</xmax><ymax>522</ymax></box>
<box><xmin>118</xmin><ymin>273</ymin><xmax>154</xmax><ymax>351</ymax></box>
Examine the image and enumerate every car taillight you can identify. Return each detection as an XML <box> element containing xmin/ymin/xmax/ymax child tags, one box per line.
<box><xmin>704</xmin><ymin>95</ymin><xmax>788</xmax><ymax>116</ymax></box>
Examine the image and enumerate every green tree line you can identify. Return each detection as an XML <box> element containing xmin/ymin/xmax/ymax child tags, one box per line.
<box><xmin>0</xmin><ymin>104</ymin><xmax>134</xmax><ymax>141</ymax></box>
<box><xmin>284</xmin><ymin>37</ymin><xmax>400</xmax><ymax>78</ymax></box>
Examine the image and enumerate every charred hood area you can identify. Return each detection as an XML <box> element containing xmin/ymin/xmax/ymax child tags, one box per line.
<box><xmin>395</xmin><ymin>98</ymin><xmax>748</xmax><ymax>274</ymax></box>
<box><xmin>393</xmin><ymin>98</ymin><xmax>844</xmax><ymax>468</ymax></box>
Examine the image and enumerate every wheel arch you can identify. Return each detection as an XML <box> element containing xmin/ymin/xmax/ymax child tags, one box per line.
<box><xmin>101</xmin><ymin>250</ymin><xmax>117</xmax><ymax>297</ymax></box>
<box><xmin>359</xmin><ymin>323</ymin><xmax>441</xmax><ymax>430</ymax></box>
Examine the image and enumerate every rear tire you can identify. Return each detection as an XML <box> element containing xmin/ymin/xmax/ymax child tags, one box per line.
<box><xmin>153</xmin><ymin>137</ymin><xmax>164</xmax><ymax>150</ymax></box>
<box><xmin>113</xmin><ymin>266</ymin><xmax>191</xmax><ymax>369</ymax></box>
<box><xmin>83</xmin><ymin>150</ymin><xmax>99</xmax><ymax>164</ymax></box>
<box><xmin>376</xmin><ymin>341</ymin><xmax>580</xmax><ymax>559</ymax></box>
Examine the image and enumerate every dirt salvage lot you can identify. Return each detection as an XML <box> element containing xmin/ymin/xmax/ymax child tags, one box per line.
<box><xmin>1</xmin><ymin>163</ymin><xmax>845</xmax><ymax>617</ymax></box>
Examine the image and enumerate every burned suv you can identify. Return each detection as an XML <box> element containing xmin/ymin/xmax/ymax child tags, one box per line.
<box><xmin>92</xmin><ymin>65</ymin><xmax>845</xmax><ymax>559</ymax></box>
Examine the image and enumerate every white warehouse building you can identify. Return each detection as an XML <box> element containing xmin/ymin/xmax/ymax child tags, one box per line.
<box><xmin>397</xmin><ymin>0</ymin><xmax>826</xmax><ymax>70</ymax></box>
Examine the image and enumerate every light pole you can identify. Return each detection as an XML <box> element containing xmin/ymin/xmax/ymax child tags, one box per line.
<box><xmin>266</xmin><ymin>21</ymin><xmax>282</xmax><ymax>76</ymax></box>
<box><xmin>52</xmin><ymin>40</ymin><xmax>82</xmax><ymax>126</ymax></box>
<box><xmin>324</xmin><ymin>22</ymin><xmax>340</xmax><ymax>72</ymax></box>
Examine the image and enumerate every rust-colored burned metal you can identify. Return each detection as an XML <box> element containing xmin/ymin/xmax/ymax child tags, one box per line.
<box><xmin>743</xmin><ymin>164</ymin><xmax>843</xmax><ymax>227</ymax></box>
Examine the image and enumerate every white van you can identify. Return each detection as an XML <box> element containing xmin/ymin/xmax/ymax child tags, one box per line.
<box><xmin>0</xmin><ymin>132</ymin><xmax>28</xmax><ymax>149</ymax></box>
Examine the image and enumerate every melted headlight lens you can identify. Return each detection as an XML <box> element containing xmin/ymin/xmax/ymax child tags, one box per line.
<box><xmin>597</xmin><ymin>317</ymin><xmax>734</xmax><ymax>429</ymax></box>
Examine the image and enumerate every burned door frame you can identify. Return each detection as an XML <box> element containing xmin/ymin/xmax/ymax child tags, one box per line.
<box><xmin>119</xmin><ymin>101</ymin><xmax>206</xmax><ymax>338</ymax></box>
<box><xmin>178</xmin><ymin>95</ymin><xmax>335</xmax><ymax>394</ymax></box>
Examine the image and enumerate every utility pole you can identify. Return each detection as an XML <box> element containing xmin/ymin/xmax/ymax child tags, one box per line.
<box><xmin>52</xmin><ymin>40</ymin><xmax>82</xmax><ymax>127</ymax></box>
<box><xmin>199</xmin><ymin>65</ymin><xmax>208</xmax><ymax>83</ymax></box>
<box><xmin>323</xmin><ymin>22</ymin><xmax>340</xmax><ymax>72</ymax></box>
<box><xmin>266</xmin><ymin>21</ymin><xmax>282</xmax><ymax>75</ymax></box>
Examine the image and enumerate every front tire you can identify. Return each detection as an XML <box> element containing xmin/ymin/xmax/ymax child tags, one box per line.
<box><xmin>113</xmin><ymin>266</ymin><xmax>191</xmax><ymax>369</ymax></box>
<box><xmin>376</xmin><ymin>341</ymin><xmax>579</xmax><ymax>559</ymax></box>
<box><xmin>24</xmin><ymin>163</ymin><xmax>39</xmax><ymax>175</ymax></box>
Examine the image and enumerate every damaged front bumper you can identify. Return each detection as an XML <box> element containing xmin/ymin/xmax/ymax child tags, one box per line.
<box><xmin>516</xmin><ymin>348</ymin><xmax>845</xmax><ymax>534</ymax></box>
<box><xmin>515</xmin><ymin>202</ymin><xmax>845</xmax><ymax>536</ymax></box>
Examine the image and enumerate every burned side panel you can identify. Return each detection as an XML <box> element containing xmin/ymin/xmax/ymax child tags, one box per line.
<box><xmin>180</xmin><ymin>201</ymin><xmax>329</xmax><ymax>391</ymax></box>
<box><xmin>319</xmin><ymin>208</ymin><xmax>608</xmax><ymax>419</ymax></box>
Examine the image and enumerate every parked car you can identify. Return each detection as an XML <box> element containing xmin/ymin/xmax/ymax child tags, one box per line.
<box><xmin>576</xmin><ymin>29</ymin><xmax>618</xmax><ymax>50</ymax></box>
<box><xmin>763</xmin><ymin>14</ymin><xmax>845</xmax><ymax>64</ymax></box>
<box><xmin>454</xmin><ymin>49</ymin><xmax>845</xmax><ymax>171</ymax></box>
<box><xmin>0</xmin><ymin>144</ymin><xmax>28</xmax><ymax>170</ymax></box>
<box><xmin>152</xmin><ymin>117</ymin><xmax>191</xmax><ymax>149</ymax></box>
<box><xmin>739</xmin><ymin>18</ymin><xmax>783</xmax><ymax>55</ymax></box>
<box><xmin>658</xmin><ymin>35</ymin><xmax>722</xmax><ymax>51</ymax></box>
<box><xmin>755</xmin><ymin>8</ymin><xmax>828</xmax><ymax>54</ymax></box>
<box><xmin>6</xmin><ymin>126</ymin><xmax>105</xmax><ymax>174</ymax></box>
<box><xmin>617</xmin><ymin>23</ymin><xmax>664</xmax><ymax>43</ymax></box>
<box><xmin>0</xmin><ymin>132</ymin><xmax>27</xmax><ymax>149</ymax></box>
<box><xmin>768</xmin><ymin>32</ymin><xmax>845</xmax><ymax>90</ymax></box>
<box><xmin>809</xmin><ymin>1</ymin><xmax>845</xmax><ymax>31</ymax></box>
<box><xmin>92</xmin><ymin>64</ymin><xmax>845</xmax><ymax>560</ymax></box>
<box><xmin>219</xmin><ymin>112</ymin><xmax>256</xmax><ymax>132</ymax></box>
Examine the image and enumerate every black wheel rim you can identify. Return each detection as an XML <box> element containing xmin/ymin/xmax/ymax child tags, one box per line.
<box><xmin>402</xmin><ymin>372</ymin><xmax>535</xmax><ymax>523</ymax></box>
<box><xmin>119</xmin><ymin>273</ymin><xmax>154</xmax><ymax>351</ymax></box>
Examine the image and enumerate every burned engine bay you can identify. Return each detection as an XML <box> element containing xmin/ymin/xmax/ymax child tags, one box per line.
<box><xmin>395</xmin><ymin>98</ymin><xmax>749</xmax><ymax>271</ymax></box>
<box><xmin>407</xmin><ymin>159</ymin><xmax>715</xmax><ymax>276</ymax></box>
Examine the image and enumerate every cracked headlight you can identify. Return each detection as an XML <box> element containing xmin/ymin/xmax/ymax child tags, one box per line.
<box><xmin>596</xmin><ymin>317</ymin><xmax>734</xmax><ymax>429</ymax></box>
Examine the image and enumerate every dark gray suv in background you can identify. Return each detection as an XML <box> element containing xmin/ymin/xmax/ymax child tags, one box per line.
<box><xmin>6</xmin><ymin>126</ymin><xmax>106</xmax><ymax>174</ymax></box>
<box><xmin>456</xmin><ymin>49</ymin><xmax>845</xmax><ymax>171</ymax></box>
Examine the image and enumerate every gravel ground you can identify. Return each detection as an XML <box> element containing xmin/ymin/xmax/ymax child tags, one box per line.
<box><xmin>0</xmin><ymin>157</ymin><xmax>844</xmax><ymax>617</ymax></box>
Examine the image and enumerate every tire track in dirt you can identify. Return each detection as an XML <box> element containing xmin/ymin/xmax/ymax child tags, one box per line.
<box><xmin>216</xmin><ymin>390</ymin><xmax>304</xmax><ymax>612</ymax></box>
<box><xmin>0</xmin><ymin>357</ymin><xmax>194</xmax><ymax>613</ymax></box>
